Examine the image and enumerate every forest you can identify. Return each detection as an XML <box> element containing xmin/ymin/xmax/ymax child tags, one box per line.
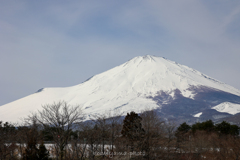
<box><xmin>0</xmin><ymin>101</ymin><xmax>240</xmax><ymax>160</ymax></box>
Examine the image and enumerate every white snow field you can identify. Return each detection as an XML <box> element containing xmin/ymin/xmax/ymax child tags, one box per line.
<box><xmin>212</xmin><ymin>102</ymin><xmax>240</xmax><ymax>115</ymax></box>
<box><xmin>1</xmin><ymin>55</ymin><xmax>240</xmax><ymax>123</ymax></box>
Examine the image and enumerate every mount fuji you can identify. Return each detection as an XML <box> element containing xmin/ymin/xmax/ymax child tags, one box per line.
<box><xmin>1</xmin><ymin>55</ymin><xmax>240</xmax><ymax>124</ymax></box>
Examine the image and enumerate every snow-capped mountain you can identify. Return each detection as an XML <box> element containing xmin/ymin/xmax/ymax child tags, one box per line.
<box><xmin>1</xmin><ymin>55</ymin><xmax>240</xmax><ymax>123</ymax></box>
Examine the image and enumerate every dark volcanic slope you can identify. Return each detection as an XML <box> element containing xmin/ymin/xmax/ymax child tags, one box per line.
<box><xmin>150</xmin><ymin>85</ymin><xmax>240</xmax><ymax>124</ymax></box>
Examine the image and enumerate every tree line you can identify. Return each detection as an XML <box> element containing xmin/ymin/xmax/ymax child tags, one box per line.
<box><xmin>0</xmin><ymin>101</ymin><xmax>240</xmax><ymax>160</ymax></box>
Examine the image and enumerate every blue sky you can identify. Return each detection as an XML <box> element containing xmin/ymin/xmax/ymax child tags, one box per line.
<box><xmin>1</xmin><ymin>0</ymin><xmax>240</xmax><ymax>106</ymax></box>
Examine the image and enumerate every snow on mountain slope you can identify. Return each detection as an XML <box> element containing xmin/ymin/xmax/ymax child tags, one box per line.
<box><xmin>193</xmin><ymin>112</ymin><xmax>203</xmax><ymax>117</ymax></box>
<box><xmin>212</xmin><ymin>102</ymin><xmax>240</xmax><ymax>115</ymax></box>
<box><xmin>1</xmin><ymin>55</ymin><xmax>240</xmax><ymax>123</ymax></box>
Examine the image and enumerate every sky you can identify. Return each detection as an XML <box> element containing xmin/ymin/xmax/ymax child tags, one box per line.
<box><xmin>1</xmin><ymin>0</ymin><xmax>240</xmax><ymax>106</ymax></box>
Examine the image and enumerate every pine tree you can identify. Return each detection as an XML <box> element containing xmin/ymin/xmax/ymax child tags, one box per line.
<box><xmin>175</xmin><ymin>122</ymin><xmax>191</xmax><ymax>144</ymax></box>
<box><xmin>23</xmin><ymin>135</ymin><xmax>39</xmax><ymax>160</ymax></box>
<box><xmin>176</xmin><ymin>122</ymin><xmax>191</xmax><ymax>133</ymax></box>
<box><xmin>121</xmin><ymin>111</ymin><xmax>145</xmax><ymax>151</ymax></box>
<box><xmin>38</xmin><ymin>142</ymin><xmax>50</xmax><ymax>160</ymax></box>
<box><xmin>216</xmin><ymin>121</ymin><xmax>239</xmax><ymax>136</ymax></box>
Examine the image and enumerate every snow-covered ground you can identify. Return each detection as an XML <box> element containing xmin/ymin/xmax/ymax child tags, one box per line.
<box><xmin>1</xmin><ymin>55</ymin><xmax>240</xmax><ymax>123</ymax></box>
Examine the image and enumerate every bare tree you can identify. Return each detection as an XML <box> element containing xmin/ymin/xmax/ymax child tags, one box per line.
<box><xmin>93</xmin><ymin>114</ymin><xmax>109</xmax><ymax>159</ymax></box>
<box><xmin>107</xmin><ymin>110</ymin><xmax>123</xmax><ymax>153</ymax></box>
<box><xmin>15</xmin><ymin>125</ymin><xmax>29</xmax><ymax>159</ymax></box>
<box><xmin>90</xmin><ymin>110</ymin><xmax>123</xmax><ymax>159</ymax></box>
<box><xmin>140</xmin><ymin>109</ymin><xmax>164</xmax><ymax>159</ymax></box>
<box><xmin>162</xmin><ymin>120</ymin><xmax>177</xmax><ymax>160</ymax></box>
<box><xmin>29</xmin><ymin>101</ymin><xmax>83</xmax><ymax>160</ymax></box>
<box><xmin>64</xmin><ymin>125</ymin><xmax>88</xmax><ymax>160</ymax></box>
<box><xmin>78</xmin><ymin>121</ymin><xmax>101</xmax><ymax>160</ymax></box>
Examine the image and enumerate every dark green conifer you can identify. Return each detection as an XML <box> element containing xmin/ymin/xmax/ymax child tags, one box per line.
<box><xmin>23</xmin><ymin>133</ymin><xmax>39</xmax><ymax>160</ymax></box>
<box><xmin>121</xmin><ymin>111</ymin><xmax>145</xmax><ymax>152</ymax></box>
<box><xmin>38</xmin><ymin>142</ymin><xmax>50</xmax><ymax>160</ymax></box>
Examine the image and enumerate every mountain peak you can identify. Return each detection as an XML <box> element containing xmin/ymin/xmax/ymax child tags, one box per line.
<box><xmin>142</xmin><ymin>55</ymin><xmax>157</xmax><ymax>60</ymax></box>
<box><xmin>1</xmin><ymin>55</ymin><xmax>240</xmax><ymax>123</ymax></box>
<box><xmin>124</xmin><ymin>55</ymin><xmax>165</xmax><ymax>67</ymax></box>
<box><xmin>131</xmin><ymin>55</ymin><xmax>159</xmax><ymax>61</ymax></box>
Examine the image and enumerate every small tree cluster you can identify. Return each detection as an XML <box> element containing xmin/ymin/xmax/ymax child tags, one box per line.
<box><xmin>177</xmin><ymin>120</ymin><xmax>239</xmax><ymax>136</ymax></box>
<box><xmin>174</xmin><ymin>120</ymin><xmax>240</xmax><ymax>159</ymax></box>
<box><xmin>0</xmin><ymin>121</ymin><xmax>18</xmax><ymax>160</ymax></box>
<box><xmin>22</xmin><ymin>121</ymin><xmax>50</xmax><ymax>160</ymax></box>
